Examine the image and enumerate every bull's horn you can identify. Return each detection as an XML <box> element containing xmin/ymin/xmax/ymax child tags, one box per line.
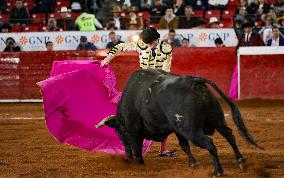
<box><xmin>95</xmin><ymin>115</ymin><xmax>116</xmax><ymax>128</ymax></box>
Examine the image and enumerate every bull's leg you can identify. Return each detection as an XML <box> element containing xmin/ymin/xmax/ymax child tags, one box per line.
<box><xmin>175</xmin><ymin>133</ymin><xmax>198</xmax><ymax>168</ymax></box>
<box><xmin>130</xmin><ymin>136</ymin><xmax>144</xmax><ymax>165</ymax></box>
<box><xmin>118</xmin><ymin>133</ymin><xmax>134</xmax><ymax>161</ymax></box>
<box><xmin>216</xmin><ymin>125</ymin><xmax>245</xmax><ymax>170</ymax></box>
<box><xmin>188</xmin><ymin>132</ymin><xmax>223</xmax><ymax>176</ymax></box>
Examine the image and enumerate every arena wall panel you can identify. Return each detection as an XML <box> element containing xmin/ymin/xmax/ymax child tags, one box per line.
<box><xmin>1</xmin><ymin>47</ymin><xmax>283</xmax><ymax>101</ymax></box>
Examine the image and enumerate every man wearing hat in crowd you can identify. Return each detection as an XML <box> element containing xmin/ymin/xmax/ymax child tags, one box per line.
<box><xmin>277</xmin><ymin>16</ymin><xmax>284</xmax><ymax>34</ymax></box>
<box><xmin>237</xmin><ymin>22</ymin><xmax>264</xmax><ymax>47</ymax></box>
<box><xmin>126</xmin><ymin>6</ymin><xmax>144</xmax><ymax>30</ymax></box>
<box><xmin>101</xmin><ymin>27</ymin><xmax>176</xmax><ymax>157</ymax></box>
<box><xmin>57</xmin><ymin>6</ymin><xmax>75</xmax><ymax>31</ymax></box>
<box><xmin>76</xmin><ymin>36</ymin><xmax>97</xmax><ymax>50</ymax></box>
<box><xmin>208</xmin><ymin>17</ymin><xmax>220</xmax><ymax>28</ymax></box>
<box><xmin>111</xmin><ymin>5</ymin><xmax>127</xmax><ymax>30</ymax></box>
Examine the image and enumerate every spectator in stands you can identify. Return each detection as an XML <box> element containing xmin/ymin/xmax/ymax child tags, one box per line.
<box><xmin>86</xmin><ymin>0</ymin><xmax>103</xmax><ymax>14</ymax></box>
<box><xmin>121</xmin><ymin>0</ymin><xmax>140</xmax><ymax>10</ymax></box>
<box><xmin>191</xmin><ymin>0</ymin><xmax>208</xmax><ymax>10</ymax></box>
<box><xmin>0</xmin><ymin>0</ymin><xmax>5</xmax><ymax>14</ymax></box>
<box><xmin>46</xmin><ymin>41</ymin><xmax>53</xmax><ymax>51</ymax></box>
<box><xmin>274</xmin><ymin>0</ymin><xmax>284</xmax><ymax>16</ymax></box>
<box><xmin>57</xmin><ymin>7</ymin><xmax>76</xmax><ymax>31</ymax></box>
<box><xmin>215</xmin><ymin>37</ymin><xmax>225</xmax><ymax>47</ymax></box>
<box><xmin>159</xmin><ymin>7</ymin><xmax>179</xmax><ymax>29</ymax></box>
<box><xmin>163</xmin><ymin>0</ymin><xmax>173</xmax><ymax>7</ymax></box>
<box><xmin>267</xmin><ymin>27</ymin><xmax>284</xmax><ymax>46</ymax></box>
<box><xmin>34</xmin><ymin>0</ymin><xmax>56</xmax><ymax>13</ymax></box>
<box><xmin>208</xmin><ymin>17</ymin><xmax>220</xmax><ymax>28</ymax></box>
<box><xmin>234</xmin><ymin>19</ymin><xmax>245</xmax><ymax>39</ymax></box>
<box><xmin>208</xmin><ymin>0</ymin><xmax>228</xmax><ymax>10</ymax></box>
<box><xmin>193</xmin><ymin>18</ymin><xmax>207</xmax><ymax>28</ymax></box>
<box><xmin>106</xmin><ymin>31</ymin><xmax>124</xmax><ymax>48</ymax></box>
<box><xmin>163</xmin><ymin>29</ymin><xmax>181</xmax><ymax>47</ymax></box>
<box><xmin>259</xmin><ymin>15</ymin><xmax>274</xmax><ymax>43</ymax></box>
<box><xmin>173</xmin><ymin>0</ymin><xmax>185</xmax><ymax>16</ymax></box>
<box><xmin>105</xmin><ymin>20</ymin><xmax>117</xmax><ymax>30</ymax></box>
<box><xmin>181</xmin><ymin>38</ymin><xmax>190</xmax><ymax>47</ymax></box>
<box><xmin>257</xmin><ymin>0</ymin><xmax>271</xmax><ymax>15</ymax></box>
<box><xmin>128</xmin><ymin>20</ymin><xmax>140</xmax><ymax>30</ymax></box>
<box><xmin>9</xmin><ymin>0</ymin><xmax>30</xmax><ymax>26</ymax></box>
<box><xmin>70</xmin><ymin>0</ymin><xmax>84</xmax><ymax>13</ymax></box>
<box><xmin>235</xmin><ymin>0</ymin><xmax>248</xmax><ymax>22</ymax></box>
<box><xmin>140</xmin><ymin>0</ymin><xmax>153</xmax><ymax>11</ymax></box>
<box><xmin>125</xmin><ymin>6</ymin><xmax>144</xmax><ymax>29</ymax></box>
<box><xmin>76</xmin><ymin>36</ymin><xmax>97</xmax><ymax>50</ymax></box>
<box><xmin>246</xmin><ymin>0</ymin><xmax>259</xmax><ymax>17</ymax></box>
<box><xmin>3</xmin><ymin>37</ymin><xmax>21</xmax><ymax>52</ymax></box>
<box><xmin>179</xmin><ymin>5</ymin><xmax>204</xmax><ymax>29</ymax></box>
<box><xmin>237</xmin><ymin>22</ymin><xmax>264</xmax><ymax>47</ymax></box>
<box><xmin>75</xmin><ymin>12</ymin><xmax>103</xmax><ymax>31</ymax></box>
<box><xmin>0</xmin><ymin>23</ymin><xmax>12</xmax><ymax>33</ymax></box>
<box><xmin>150</xmin><ymin>0</ymin><xmax>167</xmax><ymax>24</ymax></box>
<box><xmin>47</xmin><ymin>18</ymin><xmax>59</xmax><ymax>31</ymax></box>
<box><xmin>110</xmin><ymin>6</ymin><xmax>127</xmax><ymax>30</ymax></box>
<box><xmin>277</xmin><ymin>16</ymin><xmax>284</xmax><ymax>34</ymax></box>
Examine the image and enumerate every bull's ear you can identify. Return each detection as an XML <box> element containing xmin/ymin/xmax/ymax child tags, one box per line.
<box><xmin>96</xmin><ymin>115</ymin><xmax>119</xmax><ymax>128</ymax></box>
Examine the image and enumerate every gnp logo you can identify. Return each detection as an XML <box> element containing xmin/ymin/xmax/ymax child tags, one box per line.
<box><xmin>55</xmin><ymin>35</ymin><xmax>64</xmax><ymax>44</ymax></box>
<box><xmin>91</xmin><ymin>34</ymin><xmax>100</xmax><ymax>44</ymax></box>
<box><xmin>199</xmin><ymin>33</ymin><xmax>208</xmax><ymax>42</ymax></box>
<box><xmin>19</xmin><ymin>36</ymin><xmax>28</xmax><ymax>45</ymax></box>
<box><xmin>29</xmin><ymin>36</ymin><xmax>51</xmax><ymax>44</ymax></box>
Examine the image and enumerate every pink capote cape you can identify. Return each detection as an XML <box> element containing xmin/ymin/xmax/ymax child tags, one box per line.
<box><xmin>38</xmin><ymin>60</ymin><xmax>152</xmax><ymax>155</ymax></box>
<box><xmin>229</xmin><ymin>65</ymin><xmax>238</xmax><ymax>101</ymax></box>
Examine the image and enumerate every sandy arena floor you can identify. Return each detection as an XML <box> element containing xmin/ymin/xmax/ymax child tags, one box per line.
<box><xmin>0</xmin><ymin>100</ymin><xmax>284</xmax><ymax>178</ymax></box>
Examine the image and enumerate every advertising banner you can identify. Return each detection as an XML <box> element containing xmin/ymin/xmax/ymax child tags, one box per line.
<box><xmin>0</xmin><ymin>29</ymin><xmax>238</xmax><ymax>51</ymax></box>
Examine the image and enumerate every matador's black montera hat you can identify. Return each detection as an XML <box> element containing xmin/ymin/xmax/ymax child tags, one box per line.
<box><xmin>139</xmin><ymin>27</ymin><xmax>160</xmax><ymax>44</ymax></box>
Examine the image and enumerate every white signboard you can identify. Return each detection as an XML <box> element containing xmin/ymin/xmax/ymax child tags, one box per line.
<box><xmin>0</xmin><ymin>29</ymin><xmax>238</xmax><ymax>51</ymax></box>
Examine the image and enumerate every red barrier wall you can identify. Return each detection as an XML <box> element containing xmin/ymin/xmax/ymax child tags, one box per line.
<box><xmin>97</xmin><ymin>48</ymin><xmax>237</xmax><ymax>94</ymax></box>
<box><xmin>240</xmin><ymin>54</ymin><xmax>284</xmax><ymax>99</ymax></box>
<box><xmin>0</xmin><ymin>47</ymin><xmax>263</xmax><ymax>100</ymax></box>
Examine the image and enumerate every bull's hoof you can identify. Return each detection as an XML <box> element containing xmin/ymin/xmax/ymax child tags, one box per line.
<box><xmin>190</xmin><ymin>161</ymin><xmax>200</xmax><ymax>168</ymax></box>
<box><xmin>213</xmin><ymin>169</ymin><xmax>224</xmax><ymax>177</ymax></box>
<box><xmin>135</xmin><ymin>158</ymin><xmax>145</xmax><ymax>165</ymax></box>
<box><xmin>213</xmin><ymin>172</ymin><xmax>223</xmax><ymax>177</ymax></box>
<box><xmin>238</xmin><ymin>158</ymin><xmax>246</xmax><ymax>171</ymax></box>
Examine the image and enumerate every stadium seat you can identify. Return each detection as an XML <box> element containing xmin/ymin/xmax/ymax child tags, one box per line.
<box><xmin>228</xmin><ymin>0</ymin><xmax>239</xmax><ymax>7</ymax></box>
<box><xmin>220</xmin><ymin>20</ymin><xmax>233</xmax><ymax>28</ymax></box>
<box><xmin>11</xmin><ymin>24</ymin><xmax>22</xmax><ymax>32</ymax></box>
<box><xmin>32</xmin><ymin>13</ymin><xmax>46</xmax><ymax>25</ymax></box>
<box><xmin>56</xmin><ymin>1</ymin><xmax>70</xmax><ymax>9</ymax></box>
<box><xmin>24</xmin><ymin>25</ymin><xmax>38</xmax><ymax>32</ymax></box>
<box><xmin>49</xmin><ymin>13</ymin><xmax>61</xmax><ymax>19</ymax></box>
<box><xmin>40</xmin><ymin>26</ymin><xmax>47</xmax><ymax>32</ymax></box>
<box><xmin>205</xmin><ymin>10</ymin><xmax>221</xmax><ymax>20</ymax></box>
<box><xmin>71</xmin><ymin>13</ymin><xmax>80</xmax><ymax>20</ymax></box>
<box><xmin>0</xmin><ymin>14</ymin><xmax>10</xmax><ymax>23</ymax></box>
<box><xmin>24</xmin><ymin>1</ymin><xmax>35</xmax><ymax>10</ymax></box>
<box><xmin>193</xmin><ymin>10</ymin><xmax>204</xmax><ymax>17</ymax></box>
<box><xmin>222</xmin><ymin>10</ymin><xmax>235</xmax><ymax>20</ymax></box>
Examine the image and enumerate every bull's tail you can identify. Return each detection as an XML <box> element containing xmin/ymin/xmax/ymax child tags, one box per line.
<box><xmin>193</xmin><ymin>77</ymin><xmax>263</xmax><ymax>150</ymax></box>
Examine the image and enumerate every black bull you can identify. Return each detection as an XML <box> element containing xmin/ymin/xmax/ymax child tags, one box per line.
<box><xmin>96</xmin><ymin>69</ymin><xmax>262</xmax><ymax>176</ymax></box>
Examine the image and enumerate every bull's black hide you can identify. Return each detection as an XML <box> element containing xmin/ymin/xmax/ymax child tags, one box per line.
<box><xmin>97</xmin><ymin>69</ymin><xmax>261</xmax><ymax>176</ymax></box>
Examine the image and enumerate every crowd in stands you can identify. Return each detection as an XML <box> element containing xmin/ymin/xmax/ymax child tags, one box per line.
<box><xmin>0</xmin><ymin>0</ymin><xmax>284</xmax><ymax>49</ymax></box>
